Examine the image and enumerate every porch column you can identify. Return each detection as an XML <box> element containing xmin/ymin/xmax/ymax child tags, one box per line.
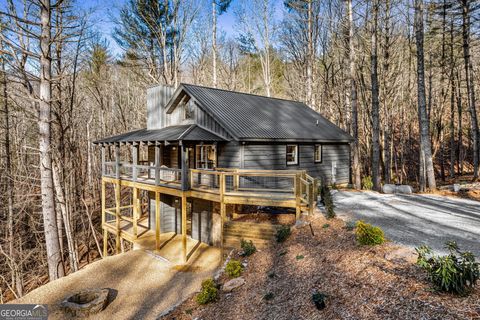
<box><xmin>180</xmin><ymin>141</ymin><xmax>189</xmax><ymax>191</ymax></box>
<box><xmin>115</xmin><ymin>143</ymin><xmax>120</xmax><ymax>179</ymax></box>
<box><xmin>102</xmin><ymin>179</ymin><xmax>107</xmax><ymax>258</ymax></box>
<box><xmin>155</xmin><ymin>142</ymin><xmax>161</xmax><ymax>185</ymax></box>
<box><xmin>181</xmin><ymin>194</ymin><xmax>187</xmax><ymax>263</ymax></box>
<box><xmin>132</xmin><ymin>142</ymin><xmax>139</xmax><ymax>182</ymax></box>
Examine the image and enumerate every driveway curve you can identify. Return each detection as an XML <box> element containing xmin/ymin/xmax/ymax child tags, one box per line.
<box><xmin>334</xmin><ymin>190</ymin><xmax>480</xmax><ymax>257</ymax></box>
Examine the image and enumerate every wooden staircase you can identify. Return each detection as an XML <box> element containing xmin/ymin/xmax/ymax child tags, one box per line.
<box><xmin>223</xmin><ymin>221</ymin><xmax>281</xmax><ymax>249</ymax></box>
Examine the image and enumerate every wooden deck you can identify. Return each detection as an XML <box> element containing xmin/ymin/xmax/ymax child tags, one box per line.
<box><xmin>101</xmin><ymin>168</ymin><xmax>317</xmax><ymax>263</ymax></box>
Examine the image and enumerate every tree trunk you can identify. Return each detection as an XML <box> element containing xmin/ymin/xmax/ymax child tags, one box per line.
<box><xmin>306</xmin><ymin>0</ymin><xmax>314</xmax><ymax>107</ymax></box>
<box><xmin>39</xmin><ymin>0</ymin><xmax>65</xmax><ymax>280</ymax></box>
<box><xmin>414</xmin><ymin>0</ymin><xmax>436</xmax><ymax>191</ymax></box>
<box><xmin>371</xmin><ymin>0</ymin><xmax>381</xmax><ymax>191</ymax></box>
<box><xmin>212</xmin><ymin>0</ymin><xmax>217</xmax><ymax>88</ymax></box>
<box><xmin>347</xmin><ymin>0</ymin><xmax>360</xmax><ymax>189</ymax></box>
<box><xmin>449</xmin><ymin>15</ymin><xmax>456</xmax><ymax>179</ymax></box>
<box><xmin>461</xmin><ymin>0</ymin><xmax>479</xmax><ymax>179</ymax></box>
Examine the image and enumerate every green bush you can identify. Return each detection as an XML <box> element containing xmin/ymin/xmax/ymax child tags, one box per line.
<box><xmin>225</xmin><ymin>259</ymin><xmax>243</xmax><ymax>278</ymax></box>
<box><xmin>196</xmin><ymin>279</ymin><xmax>218</xmax><ymax>304</ymax></box>
<box><xmin>355</xmin><ymin>220</ymin><xmax>385</xmax><ymax>245</ymax></box>
<box><xmin>345</xmin><ymin>220</ymin><xmax>356</xmax><ymax>231</ymax></box>
<box><xmin>240</xmin><ymin>239</ymin><xmax>257</xmax><ymax>256</ymax></box>
<box><xmin>275</xmin><ymin>225</ymin><xmax>291</xmax><ymax>243</ymax></box>
<box><xmin>320</xmin><ymin>184</ymin><xmax>335</xmax><ymax>219</ymax></box>
<box><xmin>362</xmin><ymin>176</ymin><xmax>373</xmax><ymax>190</ymax></box>
<box><xmin>416</xmin><ymin>241</ymin><xmax>479</xmax><ymax>295</ymax></box>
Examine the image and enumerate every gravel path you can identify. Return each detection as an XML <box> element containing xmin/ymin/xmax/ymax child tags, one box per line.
<box><xmin>12</xmin><ymin>247</ymin><xmax>221</xmax><ymax>319</ymax></box>
<box><xmin>334</xmin><ymin>190</ymin><xmax>480</xmax><ymax>256</ymax></box>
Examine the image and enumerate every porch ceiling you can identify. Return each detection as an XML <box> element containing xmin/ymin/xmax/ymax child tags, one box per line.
<box><xmin>93</xmin><ymin>124</ymin><xmax>227</xmax><ymax>144</ymax></box>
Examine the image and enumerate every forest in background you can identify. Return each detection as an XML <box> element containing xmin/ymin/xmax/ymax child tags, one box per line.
<box><xmin>0</xmin><ymin>0</ymin><xmax>479</xmax><ymax>301</ymax></box>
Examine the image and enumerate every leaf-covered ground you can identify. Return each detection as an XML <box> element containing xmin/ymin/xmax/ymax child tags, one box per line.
<box><xmin>162</xmin><ymin>212</ymin><xmax>480</xmax><ymax>320</ymax></box>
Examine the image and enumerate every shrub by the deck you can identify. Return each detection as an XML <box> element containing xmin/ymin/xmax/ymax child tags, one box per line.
<box><xmin>240</xmin><ymin>239</ymin><xmax>256</xmax><ymax>256</ymax></box>
<box><xmin>355</xmin><ymin>220</ymin><xmax>385</xmax><ymax>245</ymax></box>
<box><xmin>416</xmin><ymin>241</ymin><xmax>479</xmax><ymax>295</ymax></box>
<box><xmin>225</xmin><ymin>259</ymin><xmax>243</xmax><ymax>278</ymax></box>
<box><xmin>196</xmin><ymin>279</ymin><xmax>218</xmax><ymax>305</ymax></box>
<box><xmin>275</xmin><ymin>225</ymin><xmax>291</xmax><ymax>243</ymax></box>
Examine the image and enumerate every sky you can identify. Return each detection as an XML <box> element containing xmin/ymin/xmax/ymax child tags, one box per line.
<box><xmin>76</xmin><ymin>0</ymin><xmax>282</xmax><ymax>57</ymax></box>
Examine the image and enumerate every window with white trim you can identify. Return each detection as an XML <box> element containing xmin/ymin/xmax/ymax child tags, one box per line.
<box><xmin>314</xmin><ymin>144</ymin><xmax>322</xmax><ymax>163</ymax></box>
<box><xmin>286</xmin><ymin>145</ymin><xmax>298</xmax><ymax>165</ymax></box>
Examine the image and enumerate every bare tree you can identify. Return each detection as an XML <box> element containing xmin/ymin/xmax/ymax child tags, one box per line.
<box><xmin>415</xmin><ymin>0</ymin><xmax>436</xmax><ymax>191</ymax></box>
<box><xmin>371</xmin><ymin>0</ymin><xmax>381</xmax><ymax>191</ymax></box>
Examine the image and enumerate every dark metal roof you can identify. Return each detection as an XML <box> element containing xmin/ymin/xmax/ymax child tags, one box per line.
<box><xmin>182</xmin><ymin>83</ymin><xmax>353</xmax><ymax>143</ymax></box>
<box><xmin>93</xmin><ymin>124</ymin><xmax>226</xmax><ymax>144</ymax></box>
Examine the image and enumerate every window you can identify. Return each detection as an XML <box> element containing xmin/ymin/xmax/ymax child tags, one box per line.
<box><xmin>196</xmin><ymin>145</ymin><xmax>216</xmax><ymax>169</ymax></box>
<box><xmin>314</xmin><ymin>144</ymin><xmax>322</xmax><ymax>163</ymax></box>
<box><xmin>286</xmin><ymin>145</ymin><xmax>298</xmax><ymax>165</ymax></box>
<box><xmin>182</xmin><ymin>100</ymin><xmax>194</xmax><ymax>120</ymax></box>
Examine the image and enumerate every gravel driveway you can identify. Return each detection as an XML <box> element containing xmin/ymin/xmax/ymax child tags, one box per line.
<box><xmin>334</xmin><ymin>190</ymin><xmax>480</xmax><ymax>257</ymax></box>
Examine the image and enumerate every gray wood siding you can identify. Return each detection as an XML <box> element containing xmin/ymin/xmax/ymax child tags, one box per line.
<box><xmin>149</xmin><ymin>194</ymin><xmax>181</xmax><ymax>233</ymax></box>
<box><xmin>191</xmin><ymin>199</ymin><xmax>213</xmax><ymax>245</ymax></box>
<box><xmin>195</xmin><ymin>105</ymin><xmax>232</xmax><ymax>139</ymax></box>
<box><xmin>147</xmin><ymin>85</ymin><xmax>175</xmax><ymax>130</ymax></box>
<box><xmin>238</xmin><ymin>143</ymin><xmax>350</xmax><ymax>184</ymax></box>
<box><xmin>217</xmin><ymin>142</ymin><xmax>241</xmax><ymax>168</ymax></box>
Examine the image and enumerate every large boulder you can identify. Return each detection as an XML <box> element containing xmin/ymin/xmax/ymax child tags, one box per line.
<box><xmin>60</xmin><ymin>288</ymin><xmax>110</xmax><ymax>317</ymax></box>
<box><xmin>382</xmin><ymin>184</ymin><xmax>413</xmax><ymax>194</ymax></box>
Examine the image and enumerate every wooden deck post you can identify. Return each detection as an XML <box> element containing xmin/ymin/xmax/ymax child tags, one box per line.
<box><xmin>181</xmin><ymin>194</ymin><xmax>187</xmax><ymax>263</ymax></box>
<box><xmin>295</xmin><ymin>173</ymin><xmax>301</xmax><ymax>221</ymax></box>
<box><xmin>220</xmin><ymin>173</ymin><xmax>226</xmax><ymax>254</ymax></box>
<box><xmin>132</xmin><ymin>187</ymin><xmax>138</xmax><ymax>238</ymax></box>
<box><xmin>115</xmin><ymin>180</ymin><xmax>121</xmax><ymax>254</ymax></box>
<box><xmin>101</xmin><ymin>179</ymin><xmax>107</xmax><ymax>257</ymax></box>
<box><xmin>155</xmin><ymin>191</ymin><xmax>161</xmax><ymax>251</ymax></box>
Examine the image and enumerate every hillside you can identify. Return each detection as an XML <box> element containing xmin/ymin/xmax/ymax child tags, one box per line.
<box><xmin>163</xmin><ymin>213</ymin><xmax>480</xmax><ymax>320</ymax></box>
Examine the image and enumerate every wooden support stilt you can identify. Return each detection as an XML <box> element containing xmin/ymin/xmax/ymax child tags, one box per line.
<box><xmin>220</xmin><ymin>174</ymin><xmax>226</xmax><ymax>255</ymax></box>
<box><xmin>155</xmin><ymin>191</ymin><xmax>161</xmax><ymax>251</ymax></box>
<box><xmin>101</xmin><ymin>179</ymin><xmax>107</xmax><ymax>258</ymax></box>
<box><xmin>132</xmin><ymin>187</ymin><xmax>138</xmax><ymax>238</ymax></box>
<box><xmin>181</xmin><ymin>194</ymin><xmax>187</xmax><ymax>263</ymax></box>
<box><xmin>115</xmin><ymin>181</ymin><xmax>121</xmax><ymax>254</ymax></box>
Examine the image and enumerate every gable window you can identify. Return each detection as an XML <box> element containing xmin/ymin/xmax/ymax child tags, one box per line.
<box><xmin>183</xmin><ymin>101</ymin><xmax>194</xmax><ymax>120</ymax></box>
<box><xmin>314</xmin><ymin>144</ymin><xmax>322</xmax><ymax>163</ymax></box>
<box><xmin>286</xmin><ymin>145</ymin><xmax>298</xmax><ymax>165</ymax></box>
<box><xmin>196</xmin><ymin>145</ymin><xmax>216</xmax><ymax>169</ymax></box>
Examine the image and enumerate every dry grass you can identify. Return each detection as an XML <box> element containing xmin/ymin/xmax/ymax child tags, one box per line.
<box><xmin>163</xmin><ymin>213</ymin><xmax>480</xmax><ymax>320</ymax></box>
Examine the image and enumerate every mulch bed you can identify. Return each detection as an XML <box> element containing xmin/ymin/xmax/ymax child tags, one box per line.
<box><xmin>162</xmin><ymin>213</ymin><xmax>480</xmax><ymax>320</ymax></box>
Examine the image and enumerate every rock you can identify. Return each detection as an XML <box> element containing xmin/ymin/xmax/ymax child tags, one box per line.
<box><xmin>60</xmin><ymin>288</ymin><xmax>110</xmax><ymax>317</ymax></box>
<box><xmin>294</xmin><ymin>220</ymin><xmax>309</xmax><ymax>229</ymax></box>
<box><xmin>453</xmin><ymin>184</ymin><xmax>461</xmax><ymax>192</ymax></box>
<box><xmin>382</xmin><ymin>184</ymin><xmax>396</xmax><ymax>194</ymax></box>
<box><xmin>396</xmin><ymin>185</ymin><xmax>413</xmax><ymax>194</ymax></box>
<box><xmin>312</xmin><ymin>292</ymin><xmax>327</xmax><ymax>310</ymax></box>
<box><xmin>382</xmin><ymin>184</ymin><xmax>413</xmax><ymax>194</ymax></box>
<box><xmin>384</xmin><ymin>248</ymin><xmax>417</xmax><ymax>264</ymax></box>
<box><xmin>222</xmin><ymin>277</ymin><xmax>245</xmax><ymax>292</ymax></box>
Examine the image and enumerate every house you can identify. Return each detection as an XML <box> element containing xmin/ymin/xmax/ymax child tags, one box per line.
<box><xmin>94</xmin><ymin>84</ymin><xmax>353</xmax><ymax>262</ymax></box>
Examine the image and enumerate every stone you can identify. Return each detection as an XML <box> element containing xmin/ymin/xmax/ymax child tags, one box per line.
<box><xmin>60</xmin><ymin>288</ymin><xmax>110</xmax><ymax>317</ymax></box>
<box><xmin>396</xmin><ymin>185</ymin><xmax>413</xmax><ymax>194</ymax></box>
<box><xmin>384</xmin><ymin>248</ymin><xmax>417</xmax><ymax>264</ymax></box>
<box><xmin>222</xmin><ymin>277</ymin><xmax>245</xmax><ymax>292</ymax></box>
<box><xmin>453</xmin><ymin>184</ymin><xmax>461</xmax><ymax>192</ymax></box>
<box><xmin>382</xmin><ymin>184</ymin><xmax>413</xmax><ymax>194</ymax></box>
<box><xmin>382</xmin><ymin>184</ymin><xmax>396</xmax><ymax>194</ymax></box>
